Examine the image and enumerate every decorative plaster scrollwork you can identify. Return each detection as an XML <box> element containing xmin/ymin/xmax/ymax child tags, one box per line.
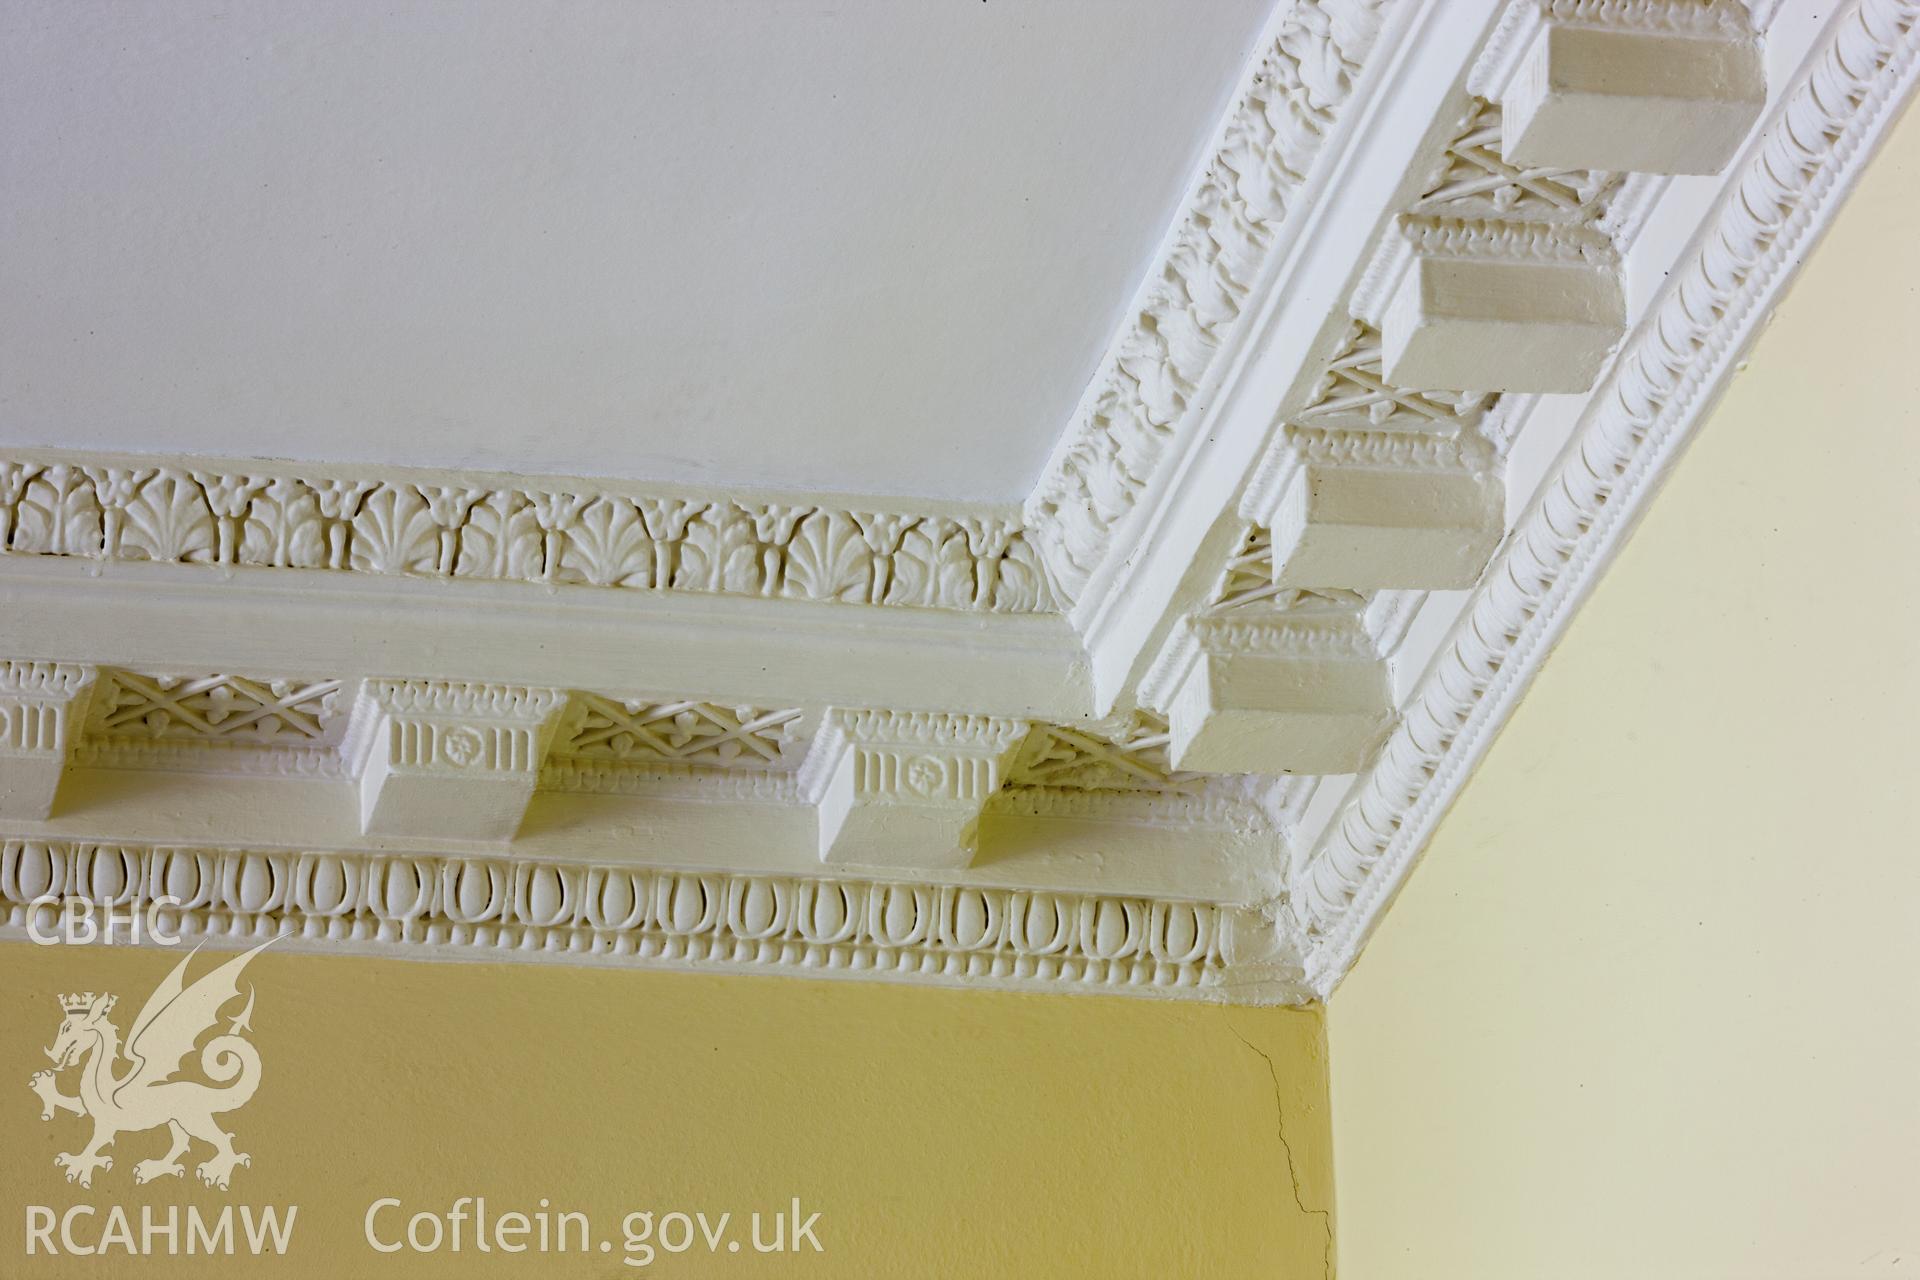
<box><xmin>553</xmin><ymin>697</ymin><xmax>803</xmax><ymax>770</ymax></box>
<box><xmin>1208</xmin><ymin>527</ymin><xmax>1369</xmax><ymax>616</ymax></box>
<box><xmin>1008</xmin><ymin>713</ymin><xmax>1201</xmax><ymax>792</ymax></box>
<box><xmin>1411</xmin><ymin>100</ymin><xmax>1618</xmax><ymax>222</ymax></box>
<box><xmin>1024</xmin><ymin>0</ymin><xmax>1396</xmax><ymax>600</ymax></box>
<box><xmin>87</xmin><ymin>673</ymin><xmax>344</xmax><ymax>744</ymax></box>
<box><xmin>1294</xmin><ymin>323</ymin><xmax>1492</xmax><ymax>433</ymax></box>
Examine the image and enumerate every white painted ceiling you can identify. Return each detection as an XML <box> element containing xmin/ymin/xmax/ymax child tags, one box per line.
<box><xmin>0</xmin><ymin>0</ymin><xmax>1270</xmax><ymax>501</ymax></box>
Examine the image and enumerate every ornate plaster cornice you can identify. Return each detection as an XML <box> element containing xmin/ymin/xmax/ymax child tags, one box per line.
<box><xmin>1293</xmin><ymin>0</ymin><xmax>1920</xmax><ymax>993</ymax></box>
<box><xmin>0</xmin><ymin>0</ymin><xmax>1909</xmax><ymax>1004</ymax></box>
<box><xmin>0</xmin><ymin>840</ymin><xmax>1304</xmax><ymax>1003</ymax></box>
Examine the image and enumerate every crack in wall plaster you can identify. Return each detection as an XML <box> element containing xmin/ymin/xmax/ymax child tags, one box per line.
<box><xmin>1230</xmin><ymin>1022</ymin><xmax>1333</xmax><ymax>1280</ymax></box>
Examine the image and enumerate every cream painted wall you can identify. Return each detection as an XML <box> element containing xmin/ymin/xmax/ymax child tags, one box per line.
<box><xmin>1330</xmin><ymin>101</ymin><xmax>1920</xmax><ymax>1278</ymax></box>
<box><xmin>1</xmin><ymin>943</ymin><xmax>1331</xmax><ymax>1278</ymax></box>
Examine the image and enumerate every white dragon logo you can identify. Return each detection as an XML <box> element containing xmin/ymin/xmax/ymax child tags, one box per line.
<box><xmin>28</xmin><ymin>939</ymin><xmax>275</xmax><ymax>1190</ymax></box>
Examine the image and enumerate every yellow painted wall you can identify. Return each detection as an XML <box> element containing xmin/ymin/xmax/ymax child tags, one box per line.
<box><xmin>1</xmin><ymin>943</ymin><xmax>1331</xmax><ymax>1278</ymax></box>
<box><xmin>1329</xmin><ymin>102</ymin><xmax>1920</xmax><ymax>1278</ymax></box>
